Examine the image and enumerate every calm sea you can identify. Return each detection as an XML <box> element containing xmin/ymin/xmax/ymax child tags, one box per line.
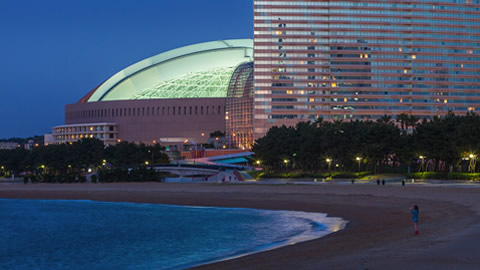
<box><xmin>0</xmin><ymin>199</ymin><xmax>346</xmax><ymax>270</ymax></box>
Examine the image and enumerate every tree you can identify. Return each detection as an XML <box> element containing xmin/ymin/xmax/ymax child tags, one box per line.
<box><xmin>396</xmin><ymin>113</ymin><xmax>409</xmax><ymax>133</ymax></box>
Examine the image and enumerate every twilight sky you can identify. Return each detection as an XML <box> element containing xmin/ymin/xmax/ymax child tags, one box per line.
<box><xmin>0</xmin><ymin>0</ymin><xmax>253</xmax><ymax>139</ymax></box>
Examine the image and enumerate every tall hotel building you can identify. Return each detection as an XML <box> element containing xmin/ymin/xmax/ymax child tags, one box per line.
<box><xmin>253</xmin><ymin>0</ymin><xmax>480</xmax><ymax>138</ymax></box>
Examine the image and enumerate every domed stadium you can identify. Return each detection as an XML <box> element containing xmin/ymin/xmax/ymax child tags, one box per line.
<box><xmin>53</xmin><ymin>39</ymin><xmax>254</xmax><ymax>146</ymax></box>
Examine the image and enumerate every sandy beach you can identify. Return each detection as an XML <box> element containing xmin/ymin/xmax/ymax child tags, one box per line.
<box><xmin>1</xmin><ymin>182</ymin><xmax>479</xmax><ymax>270</ymax></box>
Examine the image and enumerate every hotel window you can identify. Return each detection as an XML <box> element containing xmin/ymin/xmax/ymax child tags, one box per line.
<box><xmin>162</xmin><ymin>107</ymin><xmax>165</xmax><ymax>115</ymax></box>
<box><xmin>173</xmin><ymin>107</ymin><xmax>176</xmax><ymax>115</ymax></box>
<box><xmin>184</xmin><ymin>106</ymin><xmax>187</xmax><ymax>115</ymax></box>
<box><xmin>157</xmin><ymin>107</ymin><xmax>160</xmax><ymax>116</ymax></box>
<box><xmin>201</xmin><ymin>106</ymin><xmax>204</xmax><ymax>115</ymax></box>
<box><xmin>218</xmin><ymin>106</ymin><xmax>221</xmax><ymax>114</ymax></box>
<box><xmin>128</xmin><ymin>108</ymin><xmax>131</xmax><ymax>116</ymax></box>
<box><xmin>190</xmin><ymin>106</ymin><xmax>192</xmax><ymax>115</ymax></box>
<box><xmin>142</xmin><ymin>108</ymin><xmax>145</xmax><ymax>116</ymax></box>
<box><xmin>147</xmin><ymin>107</ymin><xmax>150</xmax><ymax>116</ymax></box>
<box><xmin>206</xmin><ymin>106</ymin><xmax>209</xmax><ymax>115</ymax></box>
<box><xmin>168</xmin><ymin>107</ymin><xmax>170</xmax><ymax>115</ymax></box>
<box><xmin>195</xmin><ymin>106</ymin><xmax>198</xmax><ymax>115</ymax></box>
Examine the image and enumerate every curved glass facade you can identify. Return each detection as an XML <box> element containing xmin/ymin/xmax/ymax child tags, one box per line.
<box><xmin>132</xmin><ymin>66</ymin><xmax>236</xmax><ymax>99</ymax></box>
<box><xmin>226</xmin><ymin>62</ymin><xmax>254</xmax><ymax>149</ymax></box>
<box><xmin>253</xmin><ymin>0</ymin><xmax>480</xmax><ymax>138</ymax></box>
<box><xmin>83</xmin><ymin>39</ymin><xmax>253</xmax><ymax>102</ymax></box>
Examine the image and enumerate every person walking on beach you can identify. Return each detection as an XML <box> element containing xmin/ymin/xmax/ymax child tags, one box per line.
<box><xmin>410</xmin><ymin>205</ymin><xmax>419</xmax><ymax>235</ymax></box>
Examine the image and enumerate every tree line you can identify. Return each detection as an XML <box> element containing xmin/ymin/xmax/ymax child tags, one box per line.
<box><xmin>252</xmin><ymin>112</ymin><xmax>480</xmax><ymax>174</ymax></box>
<box><xmin>0</xmin><ymin>138</ymin><xmax>169</xmax><ymax>181</ymax></box>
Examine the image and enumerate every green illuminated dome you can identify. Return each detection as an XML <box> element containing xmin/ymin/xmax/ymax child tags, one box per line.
<box><xmin>80</xmin><ymin>39</ymin><xmax>253</xmax><ymax>103</ymax></box>
<box><xmin>132</xmin><ymin>66</ymin><xmax>237</xmax><ymax>99</ymax></box>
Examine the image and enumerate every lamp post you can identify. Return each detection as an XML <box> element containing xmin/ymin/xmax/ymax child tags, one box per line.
<box><xmin>326</xmin><ymin>158</ymin><xmax>332</xmax><ymax>175</ymax></box>
<box><xmin>469</xmin><ymin>154</ymin><xmax>476</xmax><ymax>173</ymax></box>
<box><xmin>419</xmin><ymin>156</ymin><xmax>426</xmax><ymax>172</ymax></box>
<box><xmin>284</xmin><ymin>159</ymin><xmax>289</xmax><ymax>171</ymax></box>
<box><xmin>356</xmin><ymin>157</ymin><xmax>362</xmax><ymax>172</ymax></box>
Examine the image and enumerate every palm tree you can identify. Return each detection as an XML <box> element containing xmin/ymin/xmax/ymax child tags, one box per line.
<box><xmin>396</xmin><ymin>113</ymin><xmax>409</xmax><ymax>133</ymax></box>
<box><xmin>377</xmin><ymin>114</ymin><xmax>393</xmax><ymax>125</ymax></box>
<box><xmin>407</xmin><ymin>115</ymin><xmax>420</xmax><ymax>131</ymax></box>
<box><xmin>314</xmin><ymin>116</ymin><xmax>324</xmax><ymax>127</ymax></box>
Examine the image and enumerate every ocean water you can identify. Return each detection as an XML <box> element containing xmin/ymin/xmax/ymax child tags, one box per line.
<box><xmin>0</xmin><ymin>199</ymin><xmax>346</xmax><ymax>270</ymax></box>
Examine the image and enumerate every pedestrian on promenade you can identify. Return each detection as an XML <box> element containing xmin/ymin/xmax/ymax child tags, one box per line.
<box><xmin>410</xmin><ymin>205</ymin><xmax>420</xmax><ymax>235</ymax></box>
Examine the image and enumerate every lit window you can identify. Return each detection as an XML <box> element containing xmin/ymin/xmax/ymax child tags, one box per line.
<box><xmin>412</xmin><ymin>55</ymin><xmax>416</xmax><ymax>59</ymax></box>
<box><xmin>332</xmin><ymin>83</ymin><xmax>337</xmax><ymax>88</ymax></box>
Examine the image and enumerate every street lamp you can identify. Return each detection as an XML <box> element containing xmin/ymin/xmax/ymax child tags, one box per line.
<box><xmin>356</xmin><ymin>157</ymin><xmax>362</xmax><ymax>172</ymax></box>
<box><xmin>326</xmin><ymin>158</ymin><xmax>332</xmax><ymax>174</ymax></box>
<box><xmin>419</xmin><ymin>156</ymin><xmax>426</xmax><ymax>172</ymax></box>
<box><xmin>468</xmin><ymin>154</ymin><xmax>476</xmax><ymax>173</ymax></box>
<box><xmin>284</xmin><ymin>159</ymin><xmax>289</xmax><ymax>171</ymax></box>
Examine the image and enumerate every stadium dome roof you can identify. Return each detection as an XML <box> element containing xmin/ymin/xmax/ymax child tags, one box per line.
<box><xmin>80</xmin><ymin>39</ymin><xmax>253</xmax><ymax>103</ymax></box>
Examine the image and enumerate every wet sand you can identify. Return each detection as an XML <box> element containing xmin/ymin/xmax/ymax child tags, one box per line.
<box><xmin>1</xmin><ymin>182</ymin><xmax>479</xmax><ymax>269</ymax></box>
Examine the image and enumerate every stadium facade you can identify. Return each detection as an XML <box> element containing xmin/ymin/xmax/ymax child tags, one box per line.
<box><xmin>53</xmin><ymin>39</ymin><xmax>254</xmax><ymax>147</ymax></box>
<box><xmin>53</xmin><ymin>1</ymin><xmax>480</xmax><ymax>147</ymax></box>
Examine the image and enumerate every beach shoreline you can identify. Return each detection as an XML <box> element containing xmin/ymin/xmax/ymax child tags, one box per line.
<box><xmin>1</xmin><ymin>182</ymin><xmax>479</xmax><ymax>269</ymax></box>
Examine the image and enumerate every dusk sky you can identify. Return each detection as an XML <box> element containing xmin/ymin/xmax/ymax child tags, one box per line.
<box><xmin>0</xmin><ymin>0</ymin><xmax>253</xmax><ymax>139</ymax></box>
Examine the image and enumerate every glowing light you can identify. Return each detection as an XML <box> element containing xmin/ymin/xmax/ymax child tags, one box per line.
<box><xmin>356</xmin><ymin>157</ymin><xmax>362</xmax><ymax>161</ymax></box>
<box><xmin>284</xmin><ymin>159</ymin><xmax>289</xmax><ymax>164</ymax></box>
<box><xmin>145</xmin><ymin>161</ymin><xmax>149</xmax><ymax>165</ymax></box>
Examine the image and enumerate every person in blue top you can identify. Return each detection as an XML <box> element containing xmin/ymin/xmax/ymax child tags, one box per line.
<box><xmin>410</xmin><ymin>205</ymin><xmax>419</xmax><ymax>235</ymax></box>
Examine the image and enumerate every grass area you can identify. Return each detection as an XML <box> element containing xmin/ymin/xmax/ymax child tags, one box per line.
<box><xmin>407</xmin><ymin>172</ymin><xmax>480</xmax><ymax>181</ymax></box>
